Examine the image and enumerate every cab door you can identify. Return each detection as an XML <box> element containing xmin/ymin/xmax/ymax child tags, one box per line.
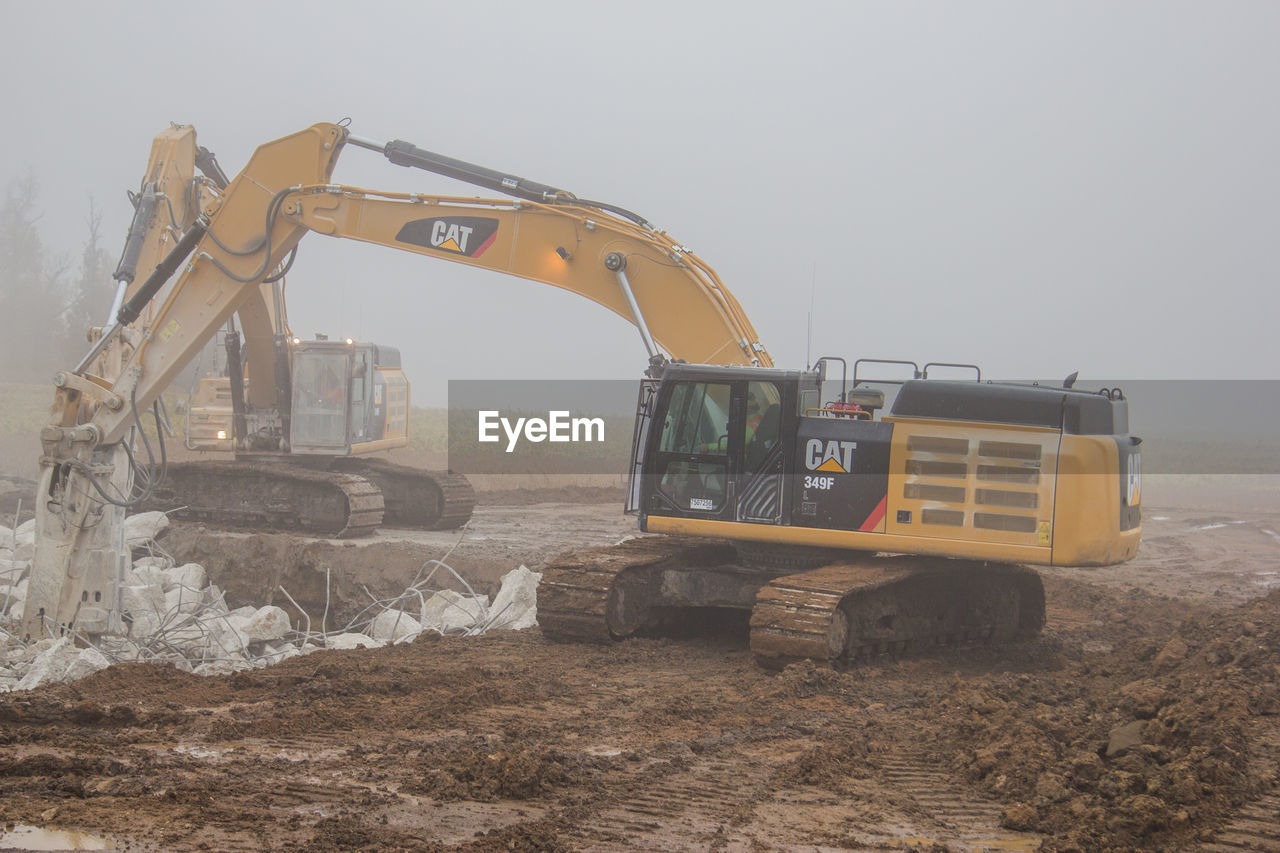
<box><xmin>644</xmin><ymin>380</ymin><xmax>735</xmax><ymax>518</ymax></box>
<box><xmin>290</xmin><ymin>349</ymin><xmax>352</xmax><ymax>454</ymax></box>
<box><xmin>734</xmin><ymin>380</ymin><xmax>786</xmax><ymax>524</ymax></box>
<box><xmin>642</xmin><ymin>377</ymin><xmax>788</xmax><ymax>525</ymax></box>
<box><xmin>347</xmin><ymin>349</ymin><xmax>371</xmax><ymax>445</ymax></box>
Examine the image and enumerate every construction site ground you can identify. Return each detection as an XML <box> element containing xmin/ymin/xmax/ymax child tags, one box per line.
<box><xmin>1</xmin><ymin>464</ymin><xmax>1279</xmax><ymax>851</ymax></box>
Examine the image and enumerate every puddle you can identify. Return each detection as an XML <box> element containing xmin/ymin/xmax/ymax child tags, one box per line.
<box><xmin>0</xmin><ymin>824</ymin><xmax>114</xmax><ymax>850</ymax></box>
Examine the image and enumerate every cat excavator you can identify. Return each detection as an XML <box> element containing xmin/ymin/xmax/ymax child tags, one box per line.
<box><xmin>22</xmin><ymin>122</ymin><xmax>1140</xmax><ymax>669</ymax></box>
<box><xmin>107</xmin><ymin>126</ymin><xmax>472</xmax><ymax>537</ymax></box>
<box><xmin>537</xmin><ymin>359</ymin><xmax>1141</xmax><ymax>666</ymax></box>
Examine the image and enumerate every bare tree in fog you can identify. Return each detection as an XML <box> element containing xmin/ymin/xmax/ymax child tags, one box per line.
<box><xmin>0</xmin><ymin>177</ymin><xmax>117</xmax><ymax>383</ymax></box>
<box><xmin>58</xmin><ymin>199</ymin><xmax>115</xmax><ymax>362</ymax></box>
<box><xmin>0</xmin><ymin>173</ymin><xmax>68</xmax><ymax>382</ymax></box>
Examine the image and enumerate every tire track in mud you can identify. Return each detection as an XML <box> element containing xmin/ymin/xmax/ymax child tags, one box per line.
<box><xmin>564</xmin><ymin>756</ymin><xmax>764</xmax><ymax>851</ymax></box>
<box><xmin>1204</xmin><ymin>733</ymin><xmax>1280</xmax><ymax>853</ymax></box>
<box><xmin>1202</xmin><ymin>793</ymin><xmax>1280</xmax><ymax>852</ymax></box>
<box><xmin>880</xmin><ymin>753</ymin><xmax>1006</xmax><ymax>825</ymax></box>
<box><xmin>561</xmin><ymin>743</ymin><xmax>1040</xmax><ymax>851</ymax></box>
<box><xmin>876</xmin><ymin>752</ymin><xmax>1040</xmax><ymax>850</ymax></box>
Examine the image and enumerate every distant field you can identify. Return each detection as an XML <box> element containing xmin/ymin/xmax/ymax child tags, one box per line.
<box><xmin>0</xmin><ymin>382</ymin><xmax>451</xmax><ymax>451</ymax></box>
<box><xmin>1</xmin><ymin>382</ymin><xmax>1274</xmax><ymax>508</ymax></box>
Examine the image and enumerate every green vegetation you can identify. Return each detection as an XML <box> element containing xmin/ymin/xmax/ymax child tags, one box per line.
<box><xmin>0</xmin><ymin>383</ymin><xmax>52</xmax><ymax>435</ymax></box>
<box><xmin>1</xmin><ymin>177</ymin><xmax>115</xmax><ymax>382</ymax></box>
<box><xmin>408</xmin><ymin>407</ymin><xmax>448</xmax><ymax>452</ymax></box>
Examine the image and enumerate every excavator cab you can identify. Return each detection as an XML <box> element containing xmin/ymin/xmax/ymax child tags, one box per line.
<box><xmin>187</xmin><ymin>339</ymin><xmax>409</xmax><ymax>456</ymax></box>
<box><xmin>288</xmin><ymin>340</ymin><xmax>408</xmax><ymax>455</ymax></box>
<box><xmin>637</xmin><ymin>364</ymin><xmax>816</xmax><ymax>526</ymax></box>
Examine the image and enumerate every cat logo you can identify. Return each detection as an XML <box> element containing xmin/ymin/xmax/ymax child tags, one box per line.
<box><xmin>395</xmin><ymin>216</ymin><xmax>500</xmax><ymax>258</ymax></box>
<box><xmin>804</xmin><ymin>438</ymin><xmax>857</xmax><ymax>474</ymax></box>
<box><xmin>1126</xmin><ymin>452</ymin><xmax>1142</xmax><ymax>506</ymax></box>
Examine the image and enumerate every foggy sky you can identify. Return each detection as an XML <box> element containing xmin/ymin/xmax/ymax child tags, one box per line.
<box><xmin>3</xmin><ymin>1</ymin><xmax>1276</xmax><ymax>403</ymax></box>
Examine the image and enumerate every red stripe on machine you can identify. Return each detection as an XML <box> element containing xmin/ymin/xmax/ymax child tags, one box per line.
<box><xmin>471</xmin><ymin>230</ymin><xmax>498</xmax><ymax>257</ymax></box>
<box><xmin>860</xmin><ymin>496</ymin><xmax>888</xmax><ymax>531</ymax></box>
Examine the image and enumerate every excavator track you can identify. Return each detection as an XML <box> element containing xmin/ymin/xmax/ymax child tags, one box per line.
<box><xmin>141</xmin><ymin>460</ymin><xmax>385</xmax><ymax>538</ymax></box>
<box><xmin>331</xmin><ymin>457</ymin><xmax>475</xmax><ymax>530</ymax></box>
<box><xmin>749</xmin><ymin>556</ymin><xmax>1045</xmax><ymax>668</ymax></box>
<box><xmin>141</xmin><ymin>458</ymin><xmax>475</xmax><ymax>538</ymax></box>
<box><xmin>540</xmin><ymin>538</ymin><xmax>1045</xmax><ymax>668</ymax></box>
<box><xmin>539</xmin><ymin>537</ymin><xmax>740</xmax><ymax>642</ymax></box>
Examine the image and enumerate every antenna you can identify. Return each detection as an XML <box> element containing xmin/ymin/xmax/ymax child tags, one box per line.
<box><xmin>805</xmin><ymin>263</ymin><xmax>816</xmax><ymax>369</ymax></box>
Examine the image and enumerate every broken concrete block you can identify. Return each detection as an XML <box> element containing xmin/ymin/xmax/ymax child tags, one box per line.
<box><xmin>420</xmin><ymin>590</ymin><xmax>488</xmax><ymax>635</ymax></box>
<box><xmin>326</xmin><ymin>632</ymin><xmax>385</xmax><ymax>650</ymax></box>
<box><xmin>491</xmin><ymin>565</ymin><xmax>542</xmax><ymax>631</ymax></box>
<box><xmin>128</xmin><ymin>610</ymin><xmax>164</xmax><ymax>640</ymax></box>
<box><xmin>201</xmin><ymin>584</ymin><xmax>229</xmax><ymax>614</ymax></box>
<box><xmin>96</xmin><ymin>637</ymin><xmax>141</xmax><ymax>662</ymax></box>
<box><xmin>204</xmin><ymin>618</ymin><xmax>250</xmax><ymax>658</ymax></box>
<box><xmin>12</xmin><ymin>543</ymin><xmax>33</xmax><ymax>563</ymax></box>
<box><xmin>1</xmin><ymin>576</ymin><xmax>28</xmax><ymax>604</ymax></box>
<box><xmin>120</xmin><ymin>583</ymin><xmax>166</xmax><ymax>619</ymax></box>
<box><xmin>194</xmin><ymin>660</ymin><xmax>246</xmax><ymax>677</ymax></box>
<box><xmin>123</xmin><ymin>511</ymin><xmax>169</xmax><ymax>547</ymax></box>
<box><xmin>0</xmin><ymin>557</ymin><xmax>23</xmax><ymax>581</ymax></box>
<box><xmin>0</xmin><ymin>525</ymin><xmax>12</xmax><ymax>544</ymax></box>
<box><xmin>369</xmin><ymin>609</ymin><xmax>423</xmax><ymax>643</ymax></box>
<box><xmin>164</xmin><ymin>585</ymin><xmax>204</xmax><ymax>617</ymax></box>
<box><xmin>163</xmin><ymin>616</ymin><xmax>210</xmax><ymax>654</ymax></box>
<box><xmin>161</xmin><ymin>562</ymin><xmax>207</xmax><ymax>593</ymax></box>
<box><xmin>12</xmin><ymin>638</ymin><xmax>58</xmax><ymax>665</ymax></box>
<box><xmin>127</xmin><ymin>563</ymin><xmax>168</xmax><ymax>590</ymax></box>
<box><xmin>14</xmin><ymin>520</ymin><xmax>35</xmax><ymax>547</ymax></box>
<box><xmin>15</xmin><ymin>637</ymin><xmax>79</xmax><ymax>691</ymax></box>
<box><xmin>63</xmin><ymin>647</ymin><xmax>112</xmax><ymax>683</ymax></box>
<box><xmin>256</xmin><ymin>641</ymin><xmax>301</xmax><ymax>666</ymax></box>
<box><xmin>227</xmin><ymin>605</ymin><xmax>291</xmax><ymax>643</ymax></box>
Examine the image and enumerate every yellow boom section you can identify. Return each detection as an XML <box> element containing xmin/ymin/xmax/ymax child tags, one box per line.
<box><xmin>286</xmin><ymin>184</ymin><xmax>771</xmax><ymax>369</ymax></box>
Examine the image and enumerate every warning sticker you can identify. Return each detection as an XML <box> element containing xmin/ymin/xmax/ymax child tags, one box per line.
<box><xmin>1037</xmin><ymin>521</ymin><xmax>1052</xmax><ymax>545</ymax></box>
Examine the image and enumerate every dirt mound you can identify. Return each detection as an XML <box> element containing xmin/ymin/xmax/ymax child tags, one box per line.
<box><xmin>1</xmin><ymin>505</ymin><xmax>1278</xmax><ymax>850</ymax></box>
<box><xmin>944</xmin><ymin>589</ymin><xmax>1280</xmax><ymax>851</ymax></box>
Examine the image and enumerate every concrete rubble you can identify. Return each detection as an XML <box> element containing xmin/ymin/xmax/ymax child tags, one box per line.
<box><xmin>0</xmin><ymin>513</ymin><xmax>544</xmax><ymax>692</ymax></box>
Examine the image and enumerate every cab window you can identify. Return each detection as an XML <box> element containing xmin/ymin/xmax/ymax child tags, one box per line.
<box><xmin>658</xmin><ymin>382</ymin><xmax>731</xmax><ymax>455</ymax></box>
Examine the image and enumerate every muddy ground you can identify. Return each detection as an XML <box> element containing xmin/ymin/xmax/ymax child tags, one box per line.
<box><xmin>1</xmin><ymin>499</ymin><xmax>1279</xmax><ymax>851</ymax></box>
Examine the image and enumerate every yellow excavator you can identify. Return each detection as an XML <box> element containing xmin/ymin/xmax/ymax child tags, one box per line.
<box><xmin>106</xmin><ymin>126</ymin><xmax>471</xmax><ymax>537</ymax></box>
<box><xmin>22</xmin><ymin>122</ymin><xmax>1140</xmax><ymax>668</ymax></box>
<box><xmin>538</xmin><ymin>358</ymin><xmax>1141</xmax><ymax>666</ymax></box>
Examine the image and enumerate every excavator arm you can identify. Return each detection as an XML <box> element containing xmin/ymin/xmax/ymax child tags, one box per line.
<box><xmin>23</xmin><ymin>121</ymin><xmax>771</xmax><ymax>640</ymax></box>
<box><xmin>286</xmin><ymin>187</ymin><xmax>769</xmax><ymax>368</ymax></box>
